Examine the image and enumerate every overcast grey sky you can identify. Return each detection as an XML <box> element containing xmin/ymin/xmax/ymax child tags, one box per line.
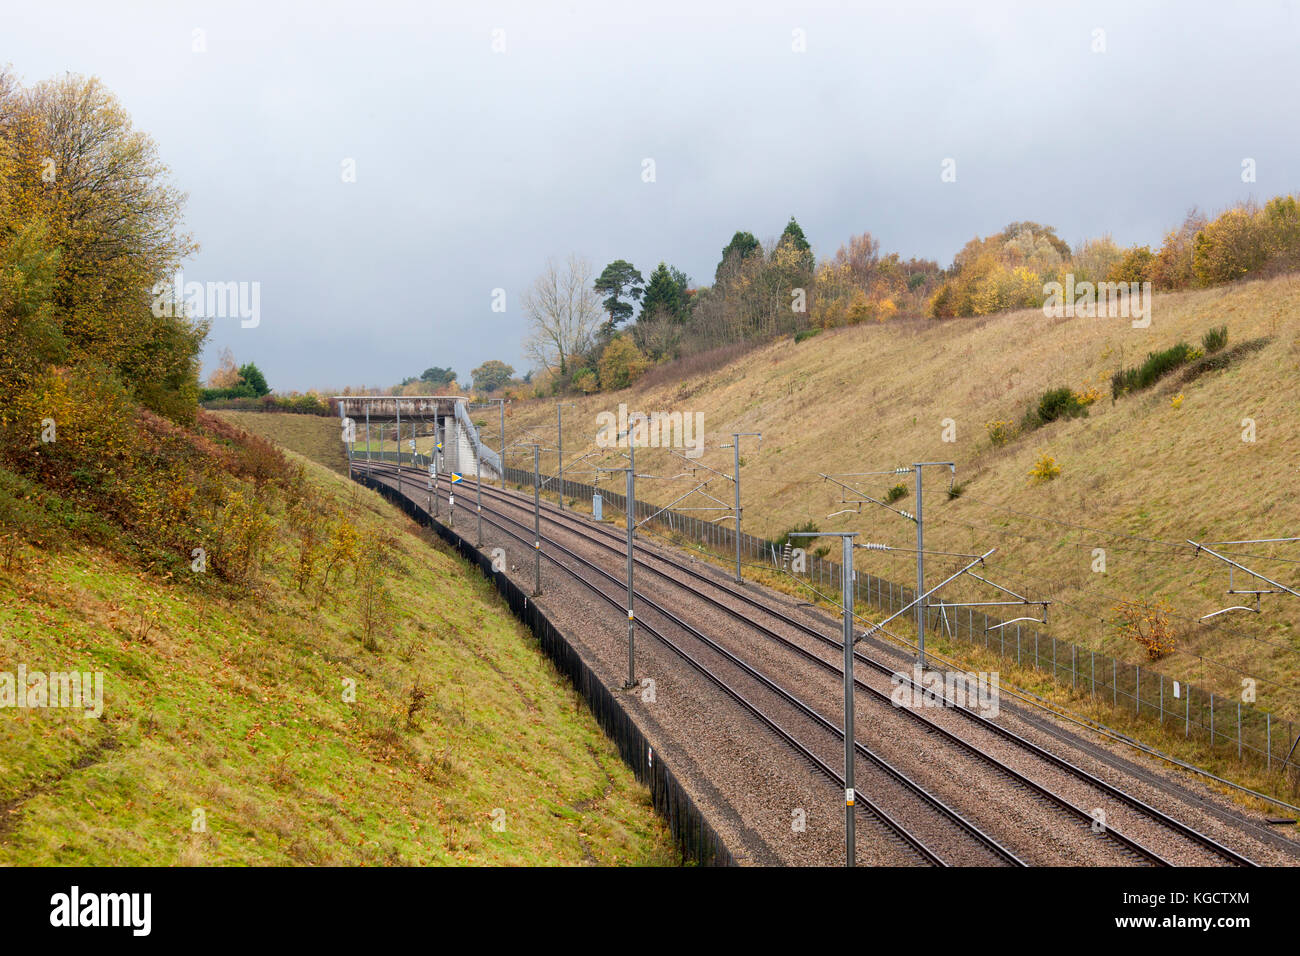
<box><xmin>5</xmin><ymin>0</ymin><xmax>1297</xmax><ymax>391</ymax></box>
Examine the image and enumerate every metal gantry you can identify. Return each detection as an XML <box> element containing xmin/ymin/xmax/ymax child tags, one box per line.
<box><xmin>823</xmin><ymin>462</ymin><xmax>953</xmax><ymax>667</ymax></box>
<box><xmin>1189</xmin><ymin>538</ymin><xmax>1300</xmax><ymax>620</ymax></box>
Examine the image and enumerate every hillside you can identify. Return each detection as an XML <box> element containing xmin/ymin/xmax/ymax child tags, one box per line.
<box><xmin>214</xmin><ymin>411</ymin><xmax>348</xmax><ymax>476</ymax></box>
<box><xmin>0</xmin><ymin>437</ymin><xmax>675</xmax><ymax>865</ymax></box>
<box><xmin>508</xmin><ymin>274</ymin><xmax>1300</xmax><ymax>723</ymax></box>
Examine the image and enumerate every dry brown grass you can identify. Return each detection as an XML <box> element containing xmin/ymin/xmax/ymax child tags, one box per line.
<box><xmin>511</xmin><ymin>273</ymin><xmax>1300</xmax><ymax>718</ymax></box>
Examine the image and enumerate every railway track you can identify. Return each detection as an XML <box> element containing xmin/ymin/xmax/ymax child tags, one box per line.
<box><xmin>363</xmin><ymin>462</ymin><xmax>1016</xmax><ymax>865</ymax></box>
<box><xmin>362</xmin><ymin>461</ymin><xmax>1260</xmax><ymax>866</ymax></box>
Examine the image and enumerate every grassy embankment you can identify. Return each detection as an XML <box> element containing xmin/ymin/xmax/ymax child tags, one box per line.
<box><xmin>0</xmin><ymin>437</ymin><xmax>676</xmax><ymax>865</ymax></box>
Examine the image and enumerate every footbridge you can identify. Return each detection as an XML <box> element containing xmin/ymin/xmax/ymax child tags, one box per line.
<box><xmin>334</xmin><ymin>395</ymin><xmax>502</xmax><ymax>480</ymax></box>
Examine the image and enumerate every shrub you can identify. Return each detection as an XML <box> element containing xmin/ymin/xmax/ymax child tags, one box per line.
<box><xmin>793</xmin><ymin>328</ymin><xmax>821</xmax><ymax>343</ymax></box>
<box><xmin>596</xmin><ymin>336</ymin><xmax>650</xmax><ymax>391</ymax></box>
<box><xmin>1114</xmin><ymin>599</ymin><xmax>1176</xmax><ymax>660</ymax></box>
<box><xmin>1034</xmin><ymin>387</ymin><xmax>1090</xmax><ymax>425</ymax></box>
<box><xmin>884</xmin><ymin>483</ymin><xmax>908</xmax><ymax>504</ymax></box>
<box><xmin>213</xmin><ymin>488</ymin><xmax>277</xmax><ymax>585</ymax></box>
<box><xmin>199</xmin><ymin>393</ymin><xmax>332</xmax><ymax>415</ymax></box>
<box><xmin>1179</xmin><ymin>336</ymin><xmax>1269</xmax><ymax>384</ymax></box>
<box><xmin>1193</xmin><ymin>206</ymin><xmax>1270</xmax><ymax>285</ymax></box>
<box><xmin>1262</xmin><ymin>194</ymin><xmax>1300</xmax><ymax>268</ymax></box>
<box><xmin>571</xmin><ymin>368</ymin><xmax>600</xmax><ymax>395</ymax></box>
<box><xmin>1028</xmin><ymin>452</ymin><xmax>1061</xmax><ymax>484</ymax></box>
<box><xmin>986</xmin><ymin>420</ymin><xmax>1016</xmax><ymax>446</ymax></box>
<box><xmin>775</xmin><ymin>520</ymin><xmax>819</xmax><ymax>551</ymax></box>
<box><xmin>1111</xmin><ymin>342</ymin><xmax>1196</xmax><ymax>397</ymax></box>
<box><xmin>1201</xmin><ymin>325</ymin><xmax>1228</xmax><ymax>354</ymax></box>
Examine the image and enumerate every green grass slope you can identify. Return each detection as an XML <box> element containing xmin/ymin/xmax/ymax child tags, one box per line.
<box><xmin>213</xmin><ymin>411</ymin><xmax>349</xmax><ymax>475</ymax></box>
<box><xmin>0</xmin><ymin>453</ymin><xmax>675</xmax><ymax>865</ymax></box>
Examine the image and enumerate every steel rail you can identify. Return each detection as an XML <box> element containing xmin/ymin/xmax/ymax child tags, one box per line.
<box><xmin>400</xmin><ymin>464</ymin><xmax>1258</xmax><ymax>868</ymax></box>
<box><xmin>362</xmin><ymin>464</ymin><xmax>949</xmax><ymax>866</ymax></box>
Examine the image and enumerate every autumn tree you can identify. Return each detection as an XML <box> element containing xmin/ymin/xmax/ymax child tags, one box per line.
<box><xmin>522</xmin><ymin>255</ymin><xmax>603</xmax><ymax>377</ymax></box>
<box><xmin>597</xmin><ymin>336</ymin><xmax>650</xmax><ymax>390</ymax></box>
<box><xmin>471</xmin><ymin>359</ymin><xmax>514</xmax><ymax>393</ymax></box>
<box><xmin>0</xmin><ymin>72</ymin><xmax>202</xmax><ymax>421</ymax></box>
<box><xmin>208</xmin><ymin>348</ymin><xmax>240</xmax><ymax>388</ymax></box>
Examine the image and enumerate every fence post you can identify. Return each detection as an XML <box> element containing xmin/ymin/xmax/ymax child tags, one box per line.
<box><xmin>1113</xmin><ymin>658</ymin><xmax>1117</xmax><ymax>707</ymax></box>
<box><xmin>1071</xmin><ymin>644</ymin><xmax>1076</xmax><ymax>693</ymax></box>
<box><xmin>1237</xmin><ymin>702</ymin><xmax>1242</xmax><ymax>760</ymax></box>
<box><xmin>1135</xmin><ymin>665</ymin><xmax>1141</xmax><ymax>715</ymax></box>
<box><xmin>1090</xmin><ymin>651</ymin><xmax>1095</xmax><ymax>698</ymax></box>
<box><xmin>1210</xmin><ymin>692</ymin><xmax>1215</xmax><ymax>749</ymax></box>
<box><xmin>1268</xmin><ymin>712</ymin><xmax>1272</xmax><ymax>770</ymax></box>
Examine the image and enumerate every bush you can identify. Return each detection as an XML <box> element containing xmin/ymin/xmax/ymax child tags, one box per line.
<box><xmin>200</xmin><ymin>393</ymin><xmax>332</xmax><ymax>415</ymax></box>
<box><xmin>884</xmin><ymin>483</ymin><xmax>908</xmax><ymax>504</ymax></box>
<box><xmin>1179</xmin><ymin>336</ymin><xmax>1269</xmax><ymax>385</ymax></box>
<box><xmin>596</xmin><ymin>336</ymin><xmax>650</xmax><ymax>391</ymax></box>
<box><xmin>793</xmin><ymin>328</ymin><xmax>821</xmax><ymax>344</ymax></box>
<box><xmin>986</xmin><ymin>420</ymin><xmax>1017</xmax><ymax>446</ymax></box>
<box><xmin>1201</xmin><ymin>325</ymin><xmax>1228</xmax><ymax>354</ymax></box>
<box><xmin>571</xmin><ymin>368</ymin><xmax>600</xmax><ymax>395</ymax></box>
<box><xmin>1192</xmin><ymin>206</ymin><xmax>1269</xmax><ymax>285</ymax></box>
<box><xmin>775</xmin><ymin>520</ymin><xmax>819</xmax><ymax>551</ymax></box>
<box><xmin>1111</xmin><ymin>343</ymin><xmax>1197</xmax><ymax>397</ymax></box>
<box><xmin>1035</xmin><ymin>387</ymin><xmax>1089</xmax><ymax>425</ymax></box>
<box><xmin>1027</xmin><ymin>452</ymin><xmax>1061</xmax><ymax>484</ymax></box>
<box><xmin>1114</xmin><ymin>599</ymin><xmax>1176</xmax><ymax>660</ymax></box>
